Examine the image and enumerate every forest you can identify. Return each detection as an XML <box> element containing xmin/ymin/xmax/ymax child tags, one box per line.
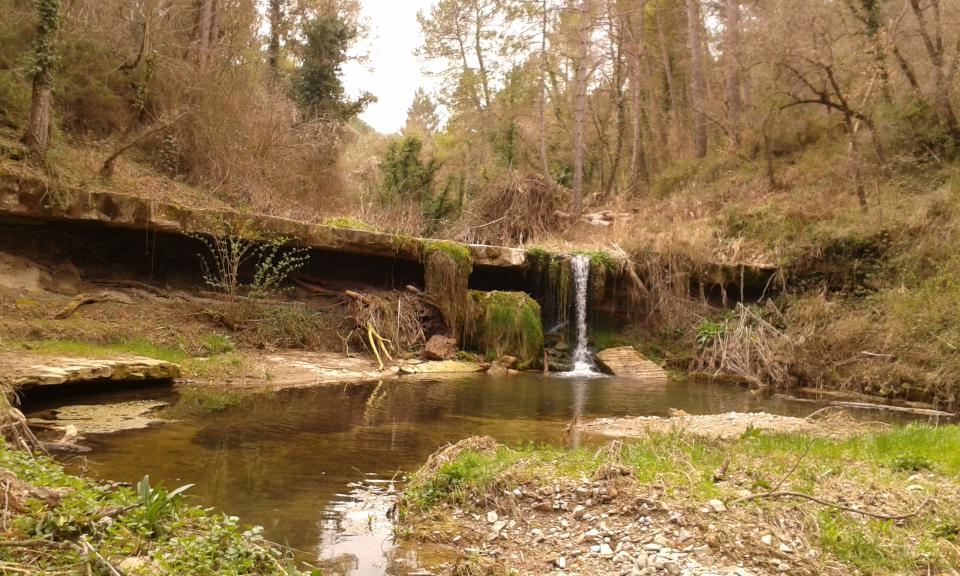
<box><xmin>4</xmin><ymin>2</ymin><xmax>960</xmax><ymax>576</ymax></box>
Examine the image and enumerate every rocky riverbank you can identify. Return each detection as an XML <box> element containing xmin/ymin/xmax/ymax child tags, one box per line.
<box><xmin>396</xmin><ymin>425</ymin><xmax>960</xmax><ymax>576</ymax></box>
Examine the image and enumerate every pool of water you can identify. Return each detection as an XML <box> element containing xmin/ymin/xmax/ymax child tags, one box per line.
<box><xmin>28</xmin><ymin>373</ymin><xmax>822</xmax><ymax>574</ymax></box>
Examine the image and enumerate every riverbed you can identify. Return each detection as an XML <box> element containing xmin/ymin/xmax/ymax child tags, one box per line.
<box><xmin>27</xmin><ymin>373</ymin><xmax>822</xmax><ymax>575</ymax></box>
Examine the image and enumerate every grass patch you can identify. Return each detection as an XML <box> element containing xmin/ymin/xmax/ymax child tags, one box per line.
<box><xmin>0</xmin><ymin>441</ymin><xmax>317</xmax><ymax>575</ymax></box>
<box><xmin>13</xmin><ymin>338</ymin><xmax>190</xmax><ymax>363</ymax></box>
<box><xmin>403</xmin><ymin>425</ymin><xmax>960</xmax><ymax>573</ymax></box>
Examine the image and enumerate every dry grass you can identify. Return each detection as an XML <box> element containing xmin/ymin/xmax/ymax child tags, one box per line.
<box><xmin>456</xmin><ymin>171</ymin><xmax>570</xmax><ymax>245</ymax></box>
<box><xmin>344</xmin><ymin>289</ymin><xmax>442</xmax><ymax>355</ymax></box>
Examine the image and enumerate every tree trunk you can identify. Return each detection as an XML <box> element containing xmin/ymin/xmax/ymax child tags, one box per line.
<box><xmin>538</xmin><ymin>0</ymin><xmax>551</xmax><ymax>181</ymax></box>
<box><xmin>686</xmin><ymin>0</ymin><xmax>707</xmax><ymax>157</ymax></box>
<box><xmin>268</xmin><ymin>0</ymin><xmax>283</xmax><ymax>80</ymax></box>
<box><xmin>197</xmin><ymin>0</ymin><xmax>213</xmax><ymax>70</ymax></box>
<box><xmin>625</xmin><ymin>0</ymin><xmax>649</xmax><ymax>191</ymax></box>
<box><xmin>474</xmin><ymin>3</ymin><xmax>492</xmax><ymax>109</ymax></box>
<box><xmin>23</xmin><ymin>0</ymin><xmax>60</xmax><ymax>160</ymax></box>
<box><xmin>605</xmin><ymin>6</ymin><xmax>627</xmax><ymax>198</ymax></box>
<box><xmin>724</xmin><ymin>0</ymin><xmax>742</xmax><ymax>146</ymax></box>
<box><xmin>573</xmin><ymin>0</ymin><xmax>593</xmax><ymax>215</ymax></box>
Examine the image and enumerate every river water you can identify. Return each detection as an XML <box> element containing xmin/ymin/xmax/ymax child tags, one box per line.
<box><xmin>29</xmin><ymin>373</ymin><xmax>821</xmax><ymax>575</ymax></box>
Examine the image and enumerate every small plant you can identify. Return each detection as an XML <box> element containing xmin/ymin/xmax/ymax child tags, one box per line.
<box><xmin>194</xmin><ymin>223</ymin><xmax>308</xmax><ymax>298</ymax></box>
<box><xmin>133</xmin><ymin>475</ymin><xmax>193</xmax><ymax>536</ymax></box>
<box><xmin>696</xmin><ymin>319</ymin><xmax>728</xmax><ymax>347</ymax></box>
<box><xmin>889</xmin><ymin>455</ymin><xmax>933</xmax><ymax>472</ymax></box>
<box><xmin>201</xmin><ymin>333</ymin><xmax>235</xmax><ymax>355</ymax></box>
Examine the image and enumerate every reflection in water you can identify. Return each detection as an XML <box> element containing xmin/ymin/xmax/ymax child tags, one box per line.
<box><xmin>36</xmin><ymin>373</ymin><xmax>819</xmax><ymax>575</ymax></box>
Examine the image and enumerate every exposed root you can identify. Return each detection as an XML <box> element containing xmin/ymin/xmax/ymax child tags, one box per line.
<box><xmin>345</xmin><ymin>289</ymin><xmax>442</xmax><ymax>356</ymax></box>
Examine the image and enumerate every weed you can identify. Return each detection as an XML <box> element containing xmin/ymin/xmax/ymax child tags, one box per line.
<box><xmin>132</xmin><ymin>475</ymin><xmax>194</xmax><ymax>537</ymax></box>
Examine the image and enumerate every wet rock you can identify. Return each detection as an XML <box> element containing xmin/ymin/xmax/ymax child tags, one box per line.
<box><xmin>398</xmin><ymin>360</ymin><xmax>484</xmax><ymax>375</ymax></box>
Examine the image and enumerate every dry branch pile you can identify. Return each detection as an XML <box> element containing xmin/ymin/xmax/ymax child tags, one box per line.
<box><xmin>693</xmin><ymin>303</ymin><xmax>793</xmax><ymax>387</ymax></box>
<box><xmin>462</xmin><ymin>173</ymin><xmax>570</xmax><ymax>245</ymax></box>
<box><xmin>344</xmin><ymin>289</ymin><xmax>443</xmax><ymax>358</ymax></box>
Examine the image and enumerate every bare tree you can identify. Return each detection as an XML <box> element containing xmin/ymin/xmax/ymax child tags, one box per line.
<box><xmin>725</xmin><ymin>0</ymin><xmax>743</xmax><ymax>146</ymax></box>
<box><xmin>23</xmin><ymin>0</ymin><xmax>61</xmax><ymax>160</ymax></box>
<box><xmin>572</xmin><ymin>0</ymin><xmax>594</xmax><ymax>214</ymax></box>
<box><xmin>538</xmin><ymin>0</ymin><xmax>552</xmax><ymax>180</ymax></box>
<box><xmin>686</xmin><ymin>0</ymin><xmax>707</xmax><ymax>157</ymax></box>
<box><xmin>624</xmin><ymin>0</ymin><xmax>649</xmax><ymax>190</ymax></box>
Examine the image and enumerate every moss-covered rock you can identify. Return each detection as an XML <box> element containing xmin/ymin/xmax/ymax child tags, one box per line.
<box><xmin>468</xmin><ymin>290</ymin><xmax>544</xmax><ymax>369</ymax></box>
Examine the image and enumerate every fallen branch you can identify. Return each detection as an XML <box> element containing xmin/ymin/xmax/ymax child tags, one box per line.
<box><xmin>99</xmin><ymin>111</ymin><xmax>189</xmax><ymax>180</ymax></box>
<box><xmin>730</xmin><ymin>491</ymin><xmax>932</xmax><ymax>521</ymax></box>
<box><xmin>53</xmin><ymin>292</ymin><xmax>111</xmax><ymax>319</ymax></box>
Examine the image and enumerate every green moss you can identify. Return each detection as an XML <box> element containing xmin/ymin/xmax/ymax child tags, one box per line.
<box><xmin>322</xmin><ymin>216</ymin><xmax>379</xmax><ymax>232</ymax></box>
<box><xmin>423</xmin><ymin>239</ymin><xmax>472</xmax><ymax>267</ymax></box>
<box><xmin>468</xmin><ymin>290</ymin><xmax>544</xmax><ymax>368</ymax></box>
<box><xmin>13</xmin><ymin>338</ymin><xmax>189</xmax><ymax>364</ymax></box>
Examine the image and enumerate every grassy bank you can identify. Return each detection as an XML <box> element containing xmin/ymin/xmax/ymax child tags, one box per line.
<box><xmin>0</xmin><ymin>442</ymin><xmax>317</xmax><ymax>575</ymax></box>
<box><xmin>399</xmin><ymin>425</ymin><xmax>960</xmax><ymax>575</ymax></box>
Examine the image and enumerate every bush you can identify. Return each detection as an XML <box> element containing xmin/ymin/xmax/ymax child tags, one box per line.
<box><xmin>0</xmin><ymin>70</ymin><xmax>29</xmax><ymax>129</ymax></box>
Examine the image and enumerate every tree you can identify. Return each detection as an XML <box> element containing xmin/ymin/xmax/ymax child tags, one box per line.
<box><xmin>23</xmin><ymin>0</ymin><xmax>60</xmax><ymax>160</ymax></box>
<box><xmin>405</xmin><ymin>88</ymin><xmax>441</xmax><ymax>136</ymax></box>
<box><xmin>418</xmin><ymin>0</ymin><xmax>503</xmax><ymax>112</ymax></box>
<box><xmin>268</xmin><ymin>0</ymin><xmax>285</xmax><ymax>79</ymax></box>
<box><xmin>291</xmin><ymin>13</ymin><xmax>374</xmax><ymax>120</ymax></box>
<box><xmin>685</xmin><ymin>0</ymin><xmax>706</xmax><ymax>157</ymax></box>
<box><xmin>724</xmin><ymin>0</ymin><xmax>742</xmax><ymax>146</ymax></box>
<box><xmin>572</xmin><ymin>0</ymin><xmax>593</xmax><ymax>214</ymax></box>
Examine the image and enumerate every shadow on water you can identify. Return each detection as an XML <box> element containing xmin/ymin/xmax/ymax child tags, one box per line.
<box><xmin>30</xmin><ymin>373</ymin><xmax>822</xmax><ymax>575</ymax></box>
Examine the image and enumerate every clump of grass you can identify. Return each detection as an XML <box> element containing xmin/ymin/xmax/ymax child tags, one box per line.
<box><xmin>0</xmin><ymin>441</ymin><xmax>315</xmax><ymax>575</ymax></box>
<box><xmin>468</xmin><ymin>290</ymin><xmax>544</xmax><ymax>368</ymax></box>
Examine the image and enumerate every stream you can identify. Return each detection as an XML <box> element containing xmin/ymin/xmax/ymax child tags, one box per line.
<box><xmin>24</xmin><ymin>373</ymin><xmax>825</xmax><ymax>575</ymax></box>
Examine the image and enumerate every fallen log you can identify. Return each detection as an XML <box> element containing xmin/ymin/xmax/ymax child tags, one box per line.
<box><xmin>53</xmin><ymin>291</ymin><xmax>132</xmax><ymax>319</ymax></box>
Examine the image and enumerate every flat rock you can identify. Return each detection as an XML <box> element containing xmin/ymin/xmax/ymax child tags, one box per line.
<box><xmin>0</xmin><ymin>353</ymin><xmax>181</xmax><ymax>389</ymax></box>
<box><xmin>29</xmin><ymin>400</ymin><xmax>169</xmax><ymax>434</ymax></box>
<box><xmin>397</xmin><ymin>360</ymin><xmax>484</xmax><ymax>375</ymax></box>
<box><xmin>594</xmin><ymin>347</ymin><xmax>667</xmax><ymax>381</ymax></box>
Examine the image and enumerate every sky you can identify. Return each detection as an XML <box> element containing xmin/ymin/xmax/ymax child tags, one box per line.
<box><xmin>342</xmin><ymin>0</ymin><xmax>440</xmax><ymax>135</ymax></box>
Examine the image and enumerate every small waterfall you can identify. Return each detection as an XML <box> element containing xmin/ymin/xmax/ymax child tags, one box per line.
<box><xmin>568</xmin><ymin>254</ymin><xmax>598</xmax><ymax>375</ymax></box>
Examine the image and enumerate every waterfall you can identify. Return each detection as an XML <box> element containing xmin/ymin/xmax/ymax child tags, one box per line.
<box><xmin>568</xmin><ymin>254</ymin><xmax>597</xmax><ymax>375</ymax></box>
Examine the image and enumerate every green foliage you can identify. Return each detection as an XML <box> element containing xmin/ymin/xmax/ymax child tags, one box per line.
<box><xmin>195</xmin><ymin>231</ymin><xmax>308</xmax><ymax>299</ymax></box>
<box><xmin>379</xmin><ymin>135</ymin><xmax>438</xmax><ymax>203</ymax></box>
<box><xmin>0</xmin><ymin>442</ymin><xmax>316</xmax><ymax>575</ymax></box>
<box><xmin>291</xmin><ymin>14</ymin><xmax>374</xmax><ymax>120</ymax></box>
<box><xmin>0</xmin><ymin>71</ymin><xmax>29</xmax><ymax>129</ymax></box>
<box><xmin>14</xmin><ymin>338</ymin><xmax>189</xmax><ymax>363</ymax></box>
<box><xmin>695</xmin><ymin>319</ymin><xmax>727</xmax><ymax>347</ymax></box>
<box><xmin>201</xmin><ymin>334</ymin><xmax>235</xmax><ymax>355</ymax></box>
<box><xmin>174</xmin><ymin>387</ymin><xmax>244</xmax><ymax>414</ymax></box>
<box><xmin>132</xmin><ymin>475</ymin><xmax>194</xmax><ymax>537</ymax></box>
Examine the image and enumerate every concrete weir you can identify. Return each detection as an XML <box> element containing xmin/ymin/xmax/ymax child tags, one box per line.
<box><xmin>0</xmin><ymin>173</ymin><xmax>527</xmax><ymax>271</ymax></box>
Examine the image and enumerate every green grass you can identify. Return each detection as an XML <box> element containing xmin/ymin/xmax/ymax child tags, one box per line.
<box><xmin>13</xmin><ymin>338</ymin><xmax>190</xmax><ymax>363</ymax></box>
<box><xmin>403</xmin><ymin>425</ymin><xmax>960</xmax><ymax>574</ymax></box>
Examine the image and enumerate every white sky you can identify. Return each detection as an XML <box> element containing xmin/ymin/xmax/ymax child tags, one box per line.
<box><xmin>342</xmin><ymin>0</ymin><xmax>440</xmax><ymax>135</ymax></box>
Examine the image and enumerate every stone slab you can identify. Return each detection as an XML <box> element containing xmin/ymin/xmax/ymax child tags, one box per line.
<box><xmin>0</xmin><ymin>353</ymin><xmax>181</xmax><ymax>388</ymax></box>
<box><xmin>594</xmin><ymin>346</ymin><xmax>668</xmax><ymax>381</ymax></box>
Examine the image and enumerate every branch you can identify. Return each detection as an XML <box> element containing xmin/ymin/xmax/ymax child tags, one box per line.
<box><xmin>98</xmin><ymin>111</ymin><xmax>189</xmax><ymax>180</ymax></box>
<box><xmin>730</xmin><ymin>492</ymin><xmax>933</xmax><ymax>521</ymax></box>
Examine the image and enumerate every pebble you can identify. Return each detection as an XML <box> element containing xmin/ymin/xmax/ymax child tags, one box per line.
<box><xmin>572</xmin><ymin>505</ymin><xmax>587</xmax><ymax>519</ymax></box>
<box><xmin>707</xmin><ymin>499</ymin><xmax>727</xmax><ymax>513</ymax></box>
<box><xmin>599</xmin><ymin>543</ymin><xmax>614</xmax><ymax>557</ymax></box>
<box><xmin>487</xmin><ymin>511</ymin><xmax>499</xmax><ymax>523</ymax></box>
<box><xmin>554</xmin><ymin>556</ymin><xmax>566</xmax><ymax>569</ymax></box>
<box><xmin>760</xmin><ymin>534</ymin><xmax>773</xmax><ymax>546</ymax></box>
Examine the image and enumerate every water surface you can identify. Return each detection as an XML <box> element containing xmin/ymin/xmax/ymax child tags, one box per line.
<box><xmin>30</xmin><ymin>373</ymin><xmax>820</xmax><ymax>574</ymax></box>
